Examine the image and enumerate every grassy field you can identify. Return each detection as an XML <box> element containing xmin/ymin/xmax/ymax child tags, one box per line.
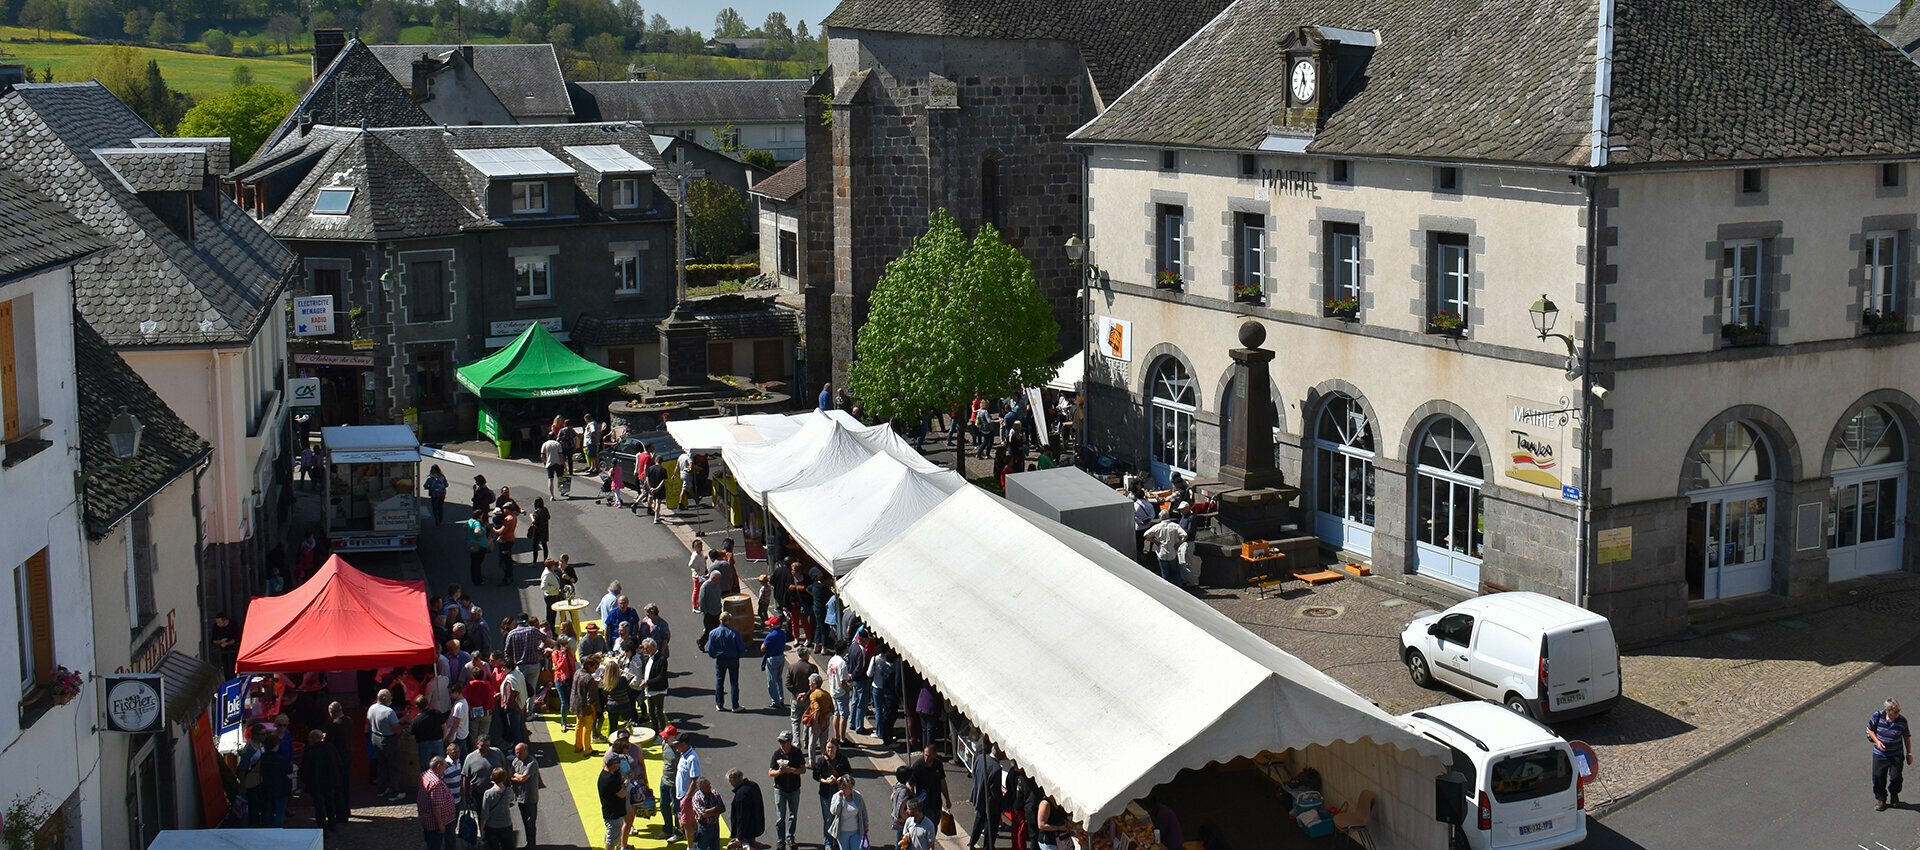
<box><xmin>3</xmin><ymin>36</ymin><xmax>312</xmax><ymax>100</ymax></box>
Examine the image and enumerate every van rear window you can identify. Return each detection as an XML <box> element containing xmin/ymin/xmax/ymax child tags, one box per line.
<box><xmin>1489</xmin><ymin>750</ymin><xmax>1573</xmax><ymax>803</ymax></box>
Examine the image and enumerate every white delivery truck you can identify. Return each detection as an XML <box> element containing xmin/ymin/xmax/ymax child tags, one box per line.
<box><xmin>320</xmin><ymin>425</ymin><xmax>421</xmax><ymax>551</ymax></box>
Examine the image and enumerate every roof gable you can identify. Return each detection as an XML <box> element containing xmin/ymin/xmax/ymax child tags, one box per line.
<box><xmin>570</xmin><ymin>79</ymin><xmax>811</xmax><ymax>125</ymax></box>
<box><xmin>749</xmin><ymin>157</ymin><xmax>806</xmax><ymax>201</ymax></box>
<box><xmin>0</xmin><ymin>168</ymin><xmax>110</xmax><ymax>284</ymax></box>
<box><xmin>368</xmin><ymin>43</ymin><xmax>572</xmax><ymax>121</ymax></box>
<box><xmin>0</xmin><ymin>83</ymin><xmax>294</xmax><ymax>346</ymax></box>
<box><xmin>73</xmin><ymin>312</ymin><xmax>209</xmax><ymax>536</ymax></box>
<box><xmin>260</xmin><ymin>40</ymin><xmax>434</xmax><ymax>157</ymax></box>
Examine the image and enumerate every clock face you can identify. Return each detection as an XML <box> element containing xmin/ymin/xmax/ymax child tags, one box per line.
<box><xmin>1290</xmin><ymin>60</ymin><xmax>1317</xmax><ymax>104</ymax></box>
<box><xmin>107</xmin><ymin>679</ymin><xmax>162</xmax><ymax>732</ymax></box>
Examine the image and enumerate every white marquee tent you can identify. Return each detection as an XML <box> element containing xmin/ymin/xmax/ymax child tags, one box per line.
<box><xmin>764</xmin><ymin>452</ymin><xmax>966</xmax><ymax>574</ymax></box>
<box><xmin>665</xmin><ymin>409</ymin><xmax>866</xmax><ymax>452</ymax></box>
<box><xmin>724</xmin><ymin>413</ymin><xmax>940</xmax><ymax>502</ymax></box>
<box><xmin>837</xmin><ymin>486</ymin><xmax>1449</xmax><ymax>849</ymax></box>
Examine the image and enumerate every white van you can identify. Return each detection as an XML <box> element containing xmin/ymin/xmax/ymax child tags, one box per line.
<box><xmin>1399</xmin><ymin>701</ymin><xmax>1587</xmax><ymax>850</ymax></box>
<box><xmin>1400</xmin><ymin>592</ymin><xmax>1620</xmax><ymax>722</ymax></box>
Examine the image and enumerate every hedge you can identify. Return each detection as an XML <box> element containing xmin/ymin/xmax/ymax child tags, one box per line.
<box><xmin>685</xmin><ymin>263</ymin><xmax>760</xmax><ymax>290</ymax></box>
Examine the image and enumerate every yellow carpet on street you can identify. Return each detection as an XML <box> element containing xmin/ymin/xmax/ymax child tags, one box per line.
<box><xmin>541</xmin><ymin>717</ymin><xmax>731</xmax><ymax>849</ymax></box>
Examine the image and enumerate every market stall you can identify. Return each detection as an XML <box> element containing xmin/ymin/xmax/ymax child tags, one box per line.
<box><xmin>455</xmin><ymin>323</ymin><xmax>628</xmax><ymax>455</ymax></box>
<box><xmin>236</xmin><ymin>555</ymin><xmax>435</xmax><ymax>672</ymax></box>
<box><xmin>763</xmin><ymin>452</ymin><xmax>966</xmax><ymax>574</ymax></box>
<box><xmin>725</xmin><ymin>412</ymin><xmax>944</xmax><ymax>503</ymax></box>
<box><xmin>666</xmin><ymin>409</ymin><xmax>866</xmax><ymax>452</ymax></box>
<box><xmin>838</xmin><ymin>486</ymin><xmax>1449</xmax><ymax>850</ymax></box>
<box><xmin>319</xmin><ymin>425</ymin><xmax>420</xmax><ymax>552</ymax></box>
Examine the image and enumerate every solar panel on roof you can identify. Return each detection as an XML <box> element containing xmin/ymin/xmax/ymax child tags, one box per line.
<box><xmin>563</xmin><ymin>144</ymin><xmax>655</xmax><ymax>174</ymax></box>
<box><xmin>454</xmin><ymin>147</ymin><xmax>574</xmax><ymax>178</ymax></box>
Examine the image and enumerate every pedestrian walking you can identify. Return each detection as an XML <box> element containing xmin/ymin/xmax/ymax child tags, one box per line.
<box><xmin>705</xmin><ymin>616</ymin><xmax>746</xmax><ymax>712</ymax></box>
<box><xmin>600</xmin><ymin>750</ymin><xmax>629</xmax><ymax>849</ymax></box>
<box><xmin>768</xmin><ymin>731</ymin><xmax>806</xmax><ymax>850</ymax></box>
<box><xmin>480</xmin><ymin>768</ymin><xmax>516</xmax><ymax>850</ymax></box>
<box><xmin>491</xmin><ymin>506</ymin><xmax>519</xmax><ymax>583</ymax></box>
<box><xmin>762</xmin><ymin>616</ymin><xmax>789</xmax><ymax>710</ymax></box>
<box><xmin>805</xmin><ymin>674</ymin><xmax>833</xmax><ymax>760</ymax></box>
<box><xmin>529</xmin><ymin>499</ymin><xmax>551</xmax><ymax>561</ymax></box>
<box><xmin>827</xmin><ymin>776</ymin><xmax>868</xmax><ymax>850</ymax></box>
<box><xmin>511</xmin><ymin>742</ymin><xmax>543</xmax><ymax>849</ymax></box>
<box><xmin>812</xmin><ymin>739</ymin><xmax>852</xmax><ymax>850</ymax></box>
<box><xmin>426</xmin><ymin>465</ymin><xmax>449</xmax><ymax>525</ymax></box>
<box><xmin>730</xmin><ymin>768</ymin><xmax>766</xmax><ymax>850</ymax></box>
<box><xmin>645</xmin><ymin>456</ymin><xmax>669</xmax><ymax>523</ymax></box>
<box><xmin>1873</xmin><ymin>698</ymin><xmax>1913</xmax><ymax>810</ymax></box>
<box><xmin>466</xmin><ymin>509</ymin><xmax>492</xmax><ymax>586</ymax></box>
<box><xmin>901</xmin><ymin>799</ymin><xmax>936</xmax><ymax>850</ymax></box>
<box><xmin>908</xmin><ymin>747</ymin><xmax>949</xmax><ymax>830</ymax></box>
<box><xmin>419</xmin><ymin>755</ymin><xmax>458</xmax><ymax>850</ymax></box>
<box><xmin>542</xmin><ymin>434</ymin><xmax>566</xmax><ymax>500</ymax></box>
<box><xmin>690</xmin><ymin>776</ymin><xmax>727</xmax><ymax>850</ymax></box>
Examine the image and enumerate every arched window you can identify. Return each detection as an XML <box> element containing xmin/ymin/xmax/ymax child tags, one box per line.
<box><xmin>1686</xmin><ymin>421</ymin><xmax>1773</xmax><ymax>600</ymax></box>
<box><xmin>1413</xmin><ymin>416</ymin><xmax>1484</xmax><ymax>588</ymax></box>
<box><xmin>1148</xmin><ymin>357</ymin><xmax>1196</xmax><ymax>484</ymax></box>
<box><xmin>1314</xmin><ymin>394</ymin><xmax>1376</xmax><ymax>555</ymax></box>
<box><xmin>1829</xmin><ymin>405</ymin><xmax>1907</xmax><ymax>580</ymax></box>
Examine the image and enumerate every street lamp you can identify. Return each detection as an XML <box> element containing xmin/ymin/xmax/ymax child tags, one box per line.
<box><xmin>1528</xmin><ymin>294</ymin><xmax>1584</xmax><ymax>380</ymax></box>
<box><xmin>106</xmin><ymin>406</ymin><xmax>144</xmax><ymax>462</ymax></box>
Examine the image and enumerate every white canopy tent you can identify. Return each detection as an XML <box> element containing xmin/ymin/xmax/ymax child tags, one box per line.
<box><xmin>764</xmin><ymin>453</ymin><xmax>966</xmax><ymax>574</ymax></box>
<box><xmin>1045</xmin><ymin>356</ymin><xmax>1084</xmax><ymax>392</ymax></box>
<box><xmin>725</xmin><ymin>413</ymin><xmax>941</xmax><ymax>502</ymax></box>
<box><xmin>838</xmin><ymin>487</ymin><xmax>1448</xmax><ymax>848</ymax></box>
<box><xmin>666</xmin><ymin>412</ymin><xmax>810</xmax><ymax>452</ymax></box>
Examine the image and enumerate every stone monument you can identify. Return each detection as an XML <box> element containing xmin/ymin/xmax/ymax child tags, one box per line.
<box><xmin>1213</xmin><ymin>320</ymin><xmax>1299</xmax><ymax>541</ymax></box>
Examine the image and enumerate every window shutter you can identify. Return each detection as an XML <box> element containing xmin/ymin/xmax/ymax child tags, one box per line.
<box><xmin>26</xmin><ymin>550</ymin><xmax>51</xmax><ymax>687</ymax></box>
<box><xmin>0</xmin><ymin>300</ymin><xmax>18</xmax><ymax>441</ymax></box>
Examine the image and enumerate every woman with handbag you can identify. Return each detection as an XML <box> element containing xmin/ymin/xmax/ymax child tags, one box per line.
<box><xmin>827</xmin><ymin>776</ymin><xmax>869</xmax><ymax>850</ymax></box>
<box><xmin>1035</xmin><ymin>795</ymin><xmax>1071</xmax><ymax>850</ymax></box>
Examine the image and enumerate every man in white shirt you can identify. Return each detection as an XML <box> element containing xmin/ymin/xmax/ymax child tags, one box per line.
<box><xmin>673</xmin><ymin>735</ymin><xmax>702</xmax><ymax>815</ymax></box>
<box><xmin>1144</xmin><ymin>509</ymin><xmax>1189</xmax><ymax>587</ymax></box>
<box><xmin>541</xmin><ymin>435</ymin><xmax>567</xmax><ymax>499</ymax></box>
<box><xmin>598</xmin><ymin>581</ymin><xmax>622</xmax><ymax>622</ymax></box>
<box><xmin>446</xmin><ymin>694</ymin><xmax>470</xmax><ymax>758</ymax></box>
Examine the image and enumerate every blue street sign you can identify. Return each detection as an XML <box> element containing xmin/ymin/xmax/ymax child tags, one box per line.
<box><xmin>1562</xmin><ymin>485</ymin><xmax>1581</xmax><ymax>502</ymax></box>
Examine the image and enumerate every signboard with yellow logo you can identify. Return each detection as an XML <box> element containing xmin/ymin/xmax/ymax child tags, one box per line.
<box><xmin>1504</xmin><ymin>396</ymin><xmax>1571</xmax><ymax>494</ymax></box>
<box><xmin>1097</xmin><ymin>316</ymin><xmax>1132</xmax><ymax>361</ymax></box>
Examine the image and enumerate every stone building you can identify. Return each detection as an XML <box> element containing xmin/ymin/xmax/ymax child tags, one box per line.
<box><xmin>1070</xmin><ymin>0</ymin><xmax>1920</xmax><ymax>641</ymax></box>
<box><xmin>803</xmin><ymin>0</ymin><xmax>1231</xmax><ymax>387</ymax></box>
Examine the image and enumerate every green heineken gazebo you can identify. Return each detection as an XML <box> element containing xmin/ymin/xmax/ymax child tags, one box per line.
<box><xmin>456</xmin><ymin>323</ymin><xmax>626</xmax><ymax>453</ymax></box>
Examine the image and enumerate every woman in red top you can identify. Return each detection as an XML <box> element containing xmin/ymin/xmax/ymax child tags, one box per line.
<box><xmin>550</xmin><ymin>636</ymin><xmax>576</xmax><ymax>727</ymax></box>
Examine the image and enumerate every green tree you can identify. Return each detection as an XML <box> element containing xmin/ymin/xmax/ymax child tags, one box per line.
<box><xmin>794</xmin><ymin>19</ymin><xmax>809</xmax><ymax>41</ymax></box>
<box><xmin>229</xmin><ymin>64</ymin><xmax>253</xmax><ymax>87</ymax></box>
<box><xmin>95</xmin><ymin>48</ymin><xmax>193</xmax><ymax>132</ymax></box>
<box><xmin>360</xmin><ymin>2</ymin><xmax>397</xmax><ymax>42</ymax></box>
<box><xmin>847</xmin><ymin>210</ymin><xmax>1060</xmax><ymax>469</ymax></box>
<box><xmin>65</xmin><ymin>0</ymin><xmax>118</xmax><ymax>37</ymax></box>
<box><xmin>145</xmin><ymin>11</ymin><xmax>177</xmax><ymax>42</ymax></box>
<box><xmin>203</xmin><ymin>28</ymin><xmax>234</xmax><ymax>55</ymax></box>
<box><xmin>177</xmin><ymin>85</ymin><xmax>296</xmax><ymax>163</ymax></box>
<box><xmin>19</xmin><ymin>0</ymin><xmax>64</xmax><ymax>38</ymax></box>
<box><xmin>760</xmin><ymin>10</ymin><xmax>790</xmax><ymax>41</ymax></box>
<box><xmin>583</xmin><ymin>30</ymin><xmax>623</xmax><ymax>80</ymax></box>
<box><xmin>616</xmin><ymin>0</ymin><xmax>643</xmax><ymax>31</ymax></box>
<box><xmin>712</xmin><ymin>6</ymin><xmax>745</xmax><ymax>37</ymax></box>
<box><xmin>124</xmin><ymin>9</ymin><xmax>150</xmax><ymax>38</ymax></box>
<box><xmin>265</xmin><ymin>13</ymin><xmax>300</xmax><ymax>52</ymax></box>
<box><xmin>741</xmin><ymin>148</ymin><xmax>774</xmax><ymax>170</ymax></box>
<box><xmin>684</xmin><ymin>177</ymin><xmax>746</xmax><ymax>262</ymax></box>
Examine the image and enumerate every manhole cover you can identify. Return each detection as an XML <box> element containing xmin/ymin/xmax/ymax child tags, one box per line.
<box><xmin>1378</xmin><ymin>598</ymin><xmax>1408</xmax><ymax>608</ymax></box>
<box><xmin>1299</xmin><ymin>606</ymin><xmax>1344</xmax><ymax>619</ymax></box>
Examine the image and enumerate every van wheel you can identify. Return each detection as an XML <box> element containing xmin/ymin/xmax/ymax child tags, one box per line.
<box><xmin>1504</xmin><ymin>693</ymin><xmax>1536</xmax><ymax>719</ymax></box>
<box><xmin>1405</xmin><ymin>650</ymin><xmax>1434</xmax><ymax>688</ymax></box>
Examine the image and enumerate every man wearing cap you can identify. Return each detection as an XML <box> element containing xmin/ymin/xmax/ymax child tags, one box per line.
<box><xmin>767</xmin><ymin>730</ymin><xmax>806</xmax><ymax>850</ymax></box>
<box><xmin>762</xmin><ymin>616</ymin><xmax>790</xmax><ymax>710</ymax></box>
<box><xmin>577</xmin><ymin>621</ymin><xmax>609</xmax><ymax>661</ymax></box>
<box><xmin>658</xmin><ymin>726</ymin><xmax>685</xmax><ymax>841</ymax></box>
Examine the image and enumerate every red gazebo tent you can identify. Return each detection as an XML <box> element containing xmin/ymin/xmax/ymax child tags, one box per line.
<box><xmin>237</xmin><ymin>554</ymin><xmax>435</xmax><ymax>672</ymax></box>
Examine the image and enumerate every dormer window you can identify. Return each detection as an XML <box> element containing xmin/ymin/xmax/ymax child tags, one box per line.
<box><xmin>610</xmin><ymin>178</ymin><xmax>640</xmax><ymax>210</ymax></box>
<box><xmin>512</xmin><ymin>181</ymin><xmax>548</xmax><ymax>214</ymax></box>
<box><xmin>313</xmin><ymin>187</ymin><xmax>354</xmax><ymax>215</ymax></box>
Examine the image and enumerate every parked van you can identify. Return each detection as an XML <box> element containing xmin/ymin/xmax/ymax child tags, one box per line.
<box><xmin>1399</xmin><ymin>701</ymin><xmax>1587</xmax><ymax>850</ymax></box>
<box><xmin>1400</xmin><ymin>592</ymin><xmax>1620</xmax><ymax>722</ymax></box>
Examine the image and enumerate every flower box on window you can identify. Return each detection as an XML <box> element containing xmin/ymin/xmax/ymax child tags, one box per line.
<box><xmin>1325</xmin><ymin>296</ymin><xmax>1360</xmax><ymax>321</ymax></box>
<box><xmin>1721</xmin><ymin>322</ymin><xmax>1769</xmax><ymax>347</ymax></box>
<box><xmin>1156</xmin><ymin>269</ymin><xmax>1185</xmax><ymax>291</ymax></box>
<box><xmin>1232</xmin><ymin>282</ymin><xmax>1263</xmax><ymax>304</ymax></box>
<box><xmin>1864</xmin><ymin>309</ymin><xmax>1905</xmax><ymax>335</ymax></box>
<box><xmin>1426</xmin><ymin>312</ymin><xmax>1465</xmax><ymax>337</ymax></box>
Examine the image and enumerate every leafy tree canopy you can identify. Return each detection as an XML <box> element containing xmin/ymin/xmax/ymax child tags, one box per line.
<box><xmin>684</xmin><ymin>177</ymin><xmax>747</xmax><ymax>262</ymax></box>
<box><xmin>176</xmin><ymin>85</ymin><xmax>296</xmax><ymax>163</ymax></box>
<box><xmin>847</xmin><ymin>209</ymin><xmax>1060</xmax><ymax>458</ymax></box>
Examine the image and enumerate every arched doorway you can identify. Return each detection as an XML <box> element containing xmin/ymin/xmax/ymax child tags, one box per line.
<box><xmin>1686</xmin><ymin>421</ymin><xmax>1773</xmax><ymax>599</ymax></box>
<box><xmin>1413</xmin><ymin>417</ymin><xmax>1484</xmax><ymax>588</ymax></box>
<box><xmin>1148</xmin><ymin>357</ymin><xmax>1197</xmax><ymax>485</ymax></box>
<box><xmin>1314</xmin><ymin>394</ymin><xmax>1376</xmax><ymax>555</ymax></box>
<box><xmin>1829</xmin><ymin>405</ymin><xmax>1906</xmax><ymax>582</ymax></box>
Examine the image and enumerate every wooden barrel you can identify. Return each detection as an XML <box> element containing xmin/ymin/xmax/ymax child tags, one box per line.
<box><xmin>722</xmin><ymin>594</ymin><xmax>756</xmax><ymax>634</ymax></box>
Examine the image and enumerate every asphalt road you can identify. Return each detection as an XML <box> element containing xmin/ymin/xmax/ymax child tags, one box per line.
<box><xmin>422</xmin><ymin>452</ymin><xmax>908</xmax><ymax>849</ymax></box>
<box><xmin>1587</xmin><ymin>638</ymin><xmax>1920</xmax><ymax>850</ymax></box>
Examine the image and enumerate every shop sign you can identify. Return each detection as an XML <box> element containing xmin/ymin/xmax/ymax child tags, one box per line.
<box><xmin>288</xmin><ymin>377</ymin><xmax>320</xmax><ymax>413</ymax></box>
<box><xmin>102</xmin><ymin>673</ymin><xmax>164</xmax><ymax>733</ymax></box>
<box><xmin>351</xmin><ymin>339</ymin><xmax>375</xmax><ymax>350</ymax></box>
<box><xmin>1504</xmin><ymin>395</ymin><xmax>1570</xmax><ymax>494</ymax></box>
<box><xmin>215</xmin><ymin>677</ymin><xmax>246</xmax><ymax>736</ymax></box>
<box><xmin>1096</xmin><ymin>316</ymin><xmax>1132</xmax><ymax>361</ymax></box>
<box><xmin>478</xmin><ymin>405</ymin><xmax>501</xmax><ymax>441</ymax></box>
<box><xmin>489</xmin><ymin>317</ymin><xmax>564</xmax><ymax>337</ymax></box>
<box><xmin>293</xmin><ymin>295</ymin><xmax>335</xmax><ymax>337</ymax></box>
<box><xmin>1597</xmin><ymin>527</ymin><xmax>1632</xmax><ymax>563</ymax></box>
<box><xmin>293</xmin><ymin>352</ymin><xmax>375</xmax><ymax>367</ymax></box>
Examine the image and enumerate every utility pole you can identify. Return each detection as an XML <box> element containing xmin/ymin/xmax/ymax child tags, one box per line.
<box><xmin>665</xmin><ymin>159</ymin><xmax>705</xmax><ymax>304</ymax></box>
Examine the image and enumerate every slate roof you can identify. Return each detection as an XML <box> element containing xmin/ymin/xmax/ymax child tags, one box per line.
<box><xmin>1071</xmin><ymin>0</ymin><xmax>1920</xmax><ymax>168</ymax></box>
<box><xmin>0</xmin><ymin>83</ymin><xmax>295</xmax><ymax>346</ymax></box>
<box><xmin>245</xmin><ymin>121</ymin><xmax>674</xmax><ymax>242</ymax></box>
<box><xmin>748</xmin><ymin>157</ymin><xmax>806</xmax><ymax>202</ymax></box>
<box><xmin>1888</xmin><ymin>1</ymin><xmax>1920</xmax><ymax>49</ymax></box>
<box><xmin>570</xmin><ymin>79</ymin><xmax>811</xmax><ymax>125</ymax></box>
<box><xmin>261</xmin><ymin>40</ymin><xmax>434</xmax><ymax>155</ymax></box>
<box><xmin>73</xmin><ymin>311</ymin><xmax>210</xmax><ymax>537</ymax></box>
<box><xmin>368</xmin><ymin>44</ymin><xmax>573</xmax><ymax>122</ymax></box>
<box><xmin>0</xmin><ymin>167</ymin><xmax>109</xmax><ymax>286</ymax></box>
<box><xmin>697</xmin><ymin>301</ymin><xmax>801</xmax><ymax>340</ymax></box>
<box><xmin>95</xmin><ymin>148</ymin><xmax>206</xmax><ymax>192</ymax></box>
<box><xmin>821</xmin><ymin>0</ymin><xmax>1232</xmax><ymax>101</ymax></box>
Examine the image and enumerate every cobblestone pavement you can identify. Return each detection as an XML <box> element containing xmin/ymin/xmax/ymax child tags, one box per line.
<box><xmin>1201</xmin><ymin>570</ymin><xmax>1920</xmax><ymax>810</ymax></box>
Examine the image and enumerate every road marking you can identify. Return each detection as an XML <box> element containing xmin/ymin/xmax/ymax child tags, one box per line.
<box><xmin>542</xmin><ymin>718</ymin><xmax>732</xmax><ymax>849</ymax></box>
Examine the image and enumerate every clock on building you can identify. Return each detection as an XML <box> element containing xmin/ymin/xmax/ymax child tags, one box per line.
<box><xmin>1290</xmin><ymin>59</ymin><xmax>1318</xmax><ymax>105</ymax></box>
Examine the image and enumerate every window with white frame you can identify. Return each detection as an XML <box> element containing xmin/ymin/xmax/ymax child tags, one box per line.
<box><xmin>515</xmin><ymin>256</ymin><xmax>552</xmax><ymax>300</ymax></box>
<box><xmin>614</xmin><ymin>250</ymin><xmax>641</xmax><ymax>294</ymax></box>
<box><xmin>1722</xmin><ymin>240</ymin><xmax>1763</xmax><ymax>327</ymax></box>
<box><xmin>511</xmin><ymin>181</ymin><xmax>548</xmax><ymax>214</ymax></box>
<box><xmin>1327</xmin><ymin>223</ymin><xmax>1361</xmax><ymax>306</ymax></box>
<box><xmin>1866</xmin><ymin>231</ymin><xmax>1898</xmax><ymax>317</ymax></box>
<box><xmin>1430</xmin><ymin>233</ymin><xmax>1470</xmax><ymax>322</ymax></box>
<box><xmin>609</xmin><ymin>178</ymin><xmax>640</xmax><ymax>210</ymax></box>
<box><xmin>1234</xmin><ymin>212</ymin><xmax>1264</xmax><ymax>302</ymax></box>
<box><xmin>769</xmin><ymin>126</ymin><xmax>786</xmax><ymax>143</ymax></box>
<box><xmin>1157</xmin><ymin>204</ymin><xmax>1185</xmax><ymax>284</ymax></box>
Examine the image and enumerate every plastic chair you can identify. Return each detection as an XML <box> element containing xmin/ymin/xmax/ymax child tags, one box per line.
<box><xmin>1333</xmin><ymin>789</ymin><xmax>1375</xmax><ymax>850</ymax></box>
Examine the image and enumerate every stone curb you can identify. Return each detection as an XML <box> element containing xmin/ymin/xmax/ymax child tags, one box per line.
<box><xmin>1588</xmin><ymin>625</ymin><xmax>1920</xmax><ymax>820</ymax></box>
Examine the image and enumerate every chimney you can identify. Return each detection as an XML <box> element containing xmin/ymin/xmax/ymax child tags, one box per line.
<box><xmin>461</xmin><ymin>45</ymin><xmax>474</xmax><ymax>66</ymax></box>
<box><xmin>313</xmin><ymin>28</ymin><xmax>346</xmax><ymax>79</ymax></box>
<box><xmin>412</xmin><ymin>54</ymin><xmax>432</xmax><ymax>101</ymax></box>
